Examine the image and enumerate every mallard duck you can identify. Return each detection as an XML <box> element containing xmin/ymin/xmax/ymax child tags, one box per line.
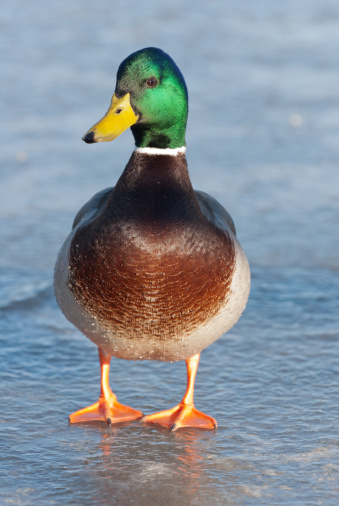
<box><xmin>54</xmin><ymin>47</ymin><xmax>250</xmax><ymax>430</ymax></box>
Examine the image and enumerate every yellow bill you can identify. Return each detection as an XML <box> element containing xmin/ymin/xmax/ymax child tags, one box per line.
<box><xmin>82</xmin><ymin>93</ymin><xmax>138</xmax><ymax>143</ymax></box>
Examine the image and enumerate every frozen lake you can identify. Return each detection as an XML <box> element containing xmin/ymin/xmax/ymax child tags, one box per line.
<box><xmin>1</xmin><ymin>0</ymin><xmax>338</xmax><ymax>504</ymax></box>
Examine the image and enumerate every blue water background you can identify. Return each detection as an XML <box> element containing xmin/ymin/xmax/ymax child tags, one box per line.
<box><xmin>1</xmin><ymin>0</ymin><xmax>338</xmax><ymax>504</ymax></box>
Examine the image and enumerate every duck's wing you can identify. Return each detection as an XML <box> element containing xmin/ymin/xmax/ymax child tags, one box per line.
<box><xmin>195</xmin><ymin>190</ymin><xmax>236</xmax><ymax>236</ymax></box>
<box><xmin>72</xmin><ymin>187</ymin><xmax>114</xmax><ymax>229</ymax></box>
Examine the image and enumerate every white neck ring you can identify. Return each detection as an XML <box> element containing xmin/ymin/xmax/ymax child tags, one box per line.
<box><xmin>135</xmin><ymin>146</ymin><xmax>186</xmax><ymax>156</ymax></box>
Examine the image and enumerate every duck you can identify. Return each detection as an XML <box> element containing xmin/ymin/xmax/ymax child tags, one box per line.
<box><xmin>54</xmin><ymin>47</ymin><xmax>250</xmax><ymax>431</ymax></box>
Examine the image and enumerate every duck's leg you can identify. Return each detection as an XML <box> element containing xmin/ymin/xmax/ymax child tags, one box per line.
<box><xmin>142</xmin><ymin>353</ymin><xmax>217</xmax><ymax>431</ymax></box>
<box><xmin>69</xmin><ymin>348</ymin><xmax>143</xmax><ymax>425</ymax></box>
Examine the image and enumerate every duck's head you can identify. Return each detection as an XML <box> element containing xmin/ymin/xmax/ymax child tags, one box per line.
<box><xmin>83</xmin><ymin>47</ymin><xmax>188</xmax><ymax>149</ymax></box>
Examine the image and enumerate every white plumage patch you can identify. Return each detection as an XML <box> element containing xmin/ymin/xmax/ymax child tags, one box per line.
<box><xmin>135</xmin><ymin>146</ymin><xmax>186</xmax><ymax>156</ymax></box>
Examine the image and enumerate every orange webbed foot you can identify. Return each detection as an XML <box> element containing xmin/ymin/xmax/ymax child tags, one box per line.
<box><xmin>69</xmin><ymin>392</ymin><xmax>143</xmax><ymax>425</ymax></box>
<box><xmin>142</xmin><ymin>353</ymin><xmax>217</xmax><ymax>431</ymax></box>
<box><xmin>69</xmin><ymin>348</ymin><xmax>143</xmax><ymax>425</ymax></box>
<box><xmin>142</xmin><ymin>403</ymin><xmax>217</xmax><ymax>431</ymax></box>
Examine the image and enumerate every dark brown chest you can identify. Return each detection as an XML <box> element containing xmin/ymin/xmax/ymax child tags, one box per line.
<box><xmin>68</xmin><ymin>218</ymin><xmax>235</xmax><ymax>341</ymax></box>
<box><xmin>68</xmin><ymin>152</ymin><xmax>236</xmax><ymax>341</ymax></box>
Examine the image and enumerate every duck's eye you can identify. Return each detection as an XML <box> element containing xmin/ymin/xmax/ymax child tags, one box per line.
<box><xmin>146</xmin><ymin>76</ymin><xmax>158</xmax><ymax>88</ymax></box>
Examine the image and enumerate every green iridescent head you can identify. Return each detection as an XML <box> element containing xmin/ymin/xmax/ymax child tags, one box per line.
<box><xmin>83</xmin><ymin>48</ymin><xmax>188</xmax><ymax>149</ymax></box>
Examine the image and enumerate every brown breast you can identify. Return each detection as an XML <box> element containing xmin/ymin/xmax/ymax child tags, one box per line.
<box><xmin>67</xmin><ymin>152</ymin><xmax>235</xmax><ymax>342</ymax></box>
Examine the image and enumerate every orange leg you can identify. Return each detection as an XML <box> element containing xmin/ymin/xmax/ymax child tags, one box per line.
<box><xmin>69</xmin><ymin>348</ymin><xmax>143</xmax><ymax>425</ymax></box>
<box><xmin>142</xmin><ymin>353</ymin><xmax>217</xmax><ymax>431</ymax></box>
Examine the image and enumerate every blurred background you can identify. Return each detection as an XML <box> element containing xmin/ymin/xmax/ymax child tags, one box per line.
<box><xmin>1</xmin><ymin>0</ymin><xmax>338</xmax><ymax>504</ymax></box>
